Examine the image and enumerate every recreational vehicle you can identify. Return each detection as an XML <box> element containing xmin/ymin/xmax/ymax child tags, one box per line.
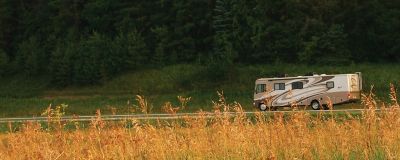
<box><xmin>253</xmin><ymin>72</ymin><xmax>362</xmax><ymax>111</ymax></box>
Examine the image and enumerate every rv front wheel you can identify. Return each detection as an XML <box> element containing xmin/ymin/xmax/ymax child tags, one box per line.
<box><xmin>259</xmin><ymin>103</ymin><xmax>267</xmax><ymax>111</ymax></box>
<box><xmin>311</xmin><ymin>100</ymin><xmax>320</xmax><ymax>110</ymax></box>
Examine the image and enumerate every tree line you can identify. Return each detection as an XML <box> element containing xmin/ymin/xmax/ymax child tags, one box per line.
<box><xmin>0</xmin><ymin>0</ymin><xmax>399</xmax><ymax>85</ymax></box>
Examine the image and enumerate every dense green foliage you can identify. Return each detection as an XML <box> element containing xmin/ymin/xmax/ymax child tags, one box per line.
<box><xmin>0</xmin><ymin>64</ymin><xmax>399</xmax><ymax>117</ymax></box>
<box><xmin>0</xmin><ymin>0</ymin><xmax>399</xmax><ymax>85</ymax></box>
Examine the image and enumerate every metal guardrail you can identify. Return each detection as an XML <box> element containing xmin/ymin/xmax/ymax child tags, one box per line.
<box><xmin>0</xmin><ymin>109</ymin><xmax>378</xmax><ymax>123</ymax></box>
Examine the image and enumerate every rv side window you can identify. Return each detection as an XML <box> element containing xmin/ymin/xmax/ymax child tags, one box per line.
<box><xmin>255</xmin><ymin>84</ymin><xmax>266</xmax><ymax>93</ymax></box>
<box><xmin>274</xmin><ymin>83</ymin><xmax>285</xmax><ymax>90</ymax></box>
<box><xmin>327</xmin><ymin>81</ymin><xmax>334</xmax><ymax>89</ymax></box>
<box><xmin>292</xmin><ymin>82</ymin><xmax>303</xmax><ymax>89</ymax></box>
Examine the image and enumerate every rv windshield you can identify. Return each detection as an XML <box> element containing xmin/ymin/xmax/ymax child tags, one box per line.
<box><xmin>255</xmin><ymin>84</ymin><xmax>266</xmax><ymax>94</ymax></box>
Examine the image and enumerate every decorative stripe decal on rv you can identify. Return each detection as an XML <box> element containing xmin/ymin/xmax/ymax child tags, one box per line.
<box><xmin>316</xmin><ymin>76</ymin><xmax>335</xmax><ymax>84</ymax></box>
<box><xmin>270</xmin><ymin>76</ymin><xmax>335</xmax><ymax>106</ymax></box>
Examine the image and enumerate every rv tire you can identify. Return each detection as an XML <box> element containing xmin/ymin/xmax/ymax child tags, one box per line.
<box><xmin>259</xmin><ymin>103</ymin><xmax>267</xmax><ymax>111</ymax></box>
<box><xmin>311</xmin><ymin>100</ymin><xmax>320</xmax><ymax>110</ymax></box>
<box><xmin>259</xmin><ymin>103</ymin><xmax>277</xmax><ymax>111</ymax></box>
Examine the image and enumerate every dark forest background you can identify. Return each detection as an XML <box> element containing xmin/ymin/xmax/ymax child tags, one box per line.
<box><xmin>0</xmin><ymin>0</ymin><xmax>399</xmax><ymax>86</ymax></box>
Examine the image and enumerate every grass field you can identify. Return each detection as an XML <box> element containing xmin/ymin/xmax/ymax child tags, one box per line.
<box><xmin>0</xmin><ymin>90</ymin><xmax>399</xmax><ymax>159</ymax></box>
<box><xmin>0</xmin><ymin>63</ymin><xmax>399</xmax><ymax>117</ymax></box>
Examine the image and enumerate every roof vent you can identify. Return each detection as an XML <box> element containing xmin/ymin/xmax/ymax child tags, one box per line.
<box><xmin>304</xmin><ymin>72</ymin><xmax>317</xmax><ymax>76</ymax></box>
<box><xmin>272</xmin><ymin>72</ymin><xmax>288</xmax><ymax>78</ymax></box>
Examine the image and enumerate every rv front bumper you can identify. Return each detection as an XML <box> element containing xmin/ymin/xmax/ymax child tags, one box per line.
<box><xmin>253</xmin><ymin>100</ymin><xmax>262</xmax><ymax>108</ymax></box>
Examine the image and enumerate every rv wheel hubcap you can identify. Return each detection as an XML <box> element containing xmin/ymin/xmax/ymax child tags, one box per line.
<box><xmin>312</xmin><ymin>102</ymin><xmax>319</xmax><ymax>110</ymax></box>
<box><xmin>260</xmin><ymin>104</ymin><xmax>267</xmax><ymax>111</ymax></box>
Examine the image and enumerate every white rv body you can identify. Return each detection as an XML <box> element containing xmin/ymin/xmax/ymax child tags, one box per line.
<box><xmin>253</xmin><ymin>72</ymin><xmax>362</xmax><ymax>110</ymax></box>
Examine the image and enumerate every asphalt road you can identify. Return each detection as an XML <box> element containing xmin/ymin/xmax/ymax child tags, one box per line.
<box><xmin>0</xmin><ymin>109</ymin><xmax>378</xmax><ymax>123</ymax></box>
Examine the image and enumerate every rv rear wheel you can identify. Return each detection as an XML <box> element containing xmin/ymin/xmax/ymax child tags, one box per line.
<box><xmin>311</xmin><ymin>100</ymin><xmax>320</xmax><ymax>110</ymax></box>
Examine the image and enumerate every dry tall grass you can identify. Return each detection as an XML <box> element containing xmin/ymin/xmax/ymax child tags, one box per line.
<box><xmin>1</xmin><ymin>85</ymin><xmax>400</xmax><ymax>159</ymax></box>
